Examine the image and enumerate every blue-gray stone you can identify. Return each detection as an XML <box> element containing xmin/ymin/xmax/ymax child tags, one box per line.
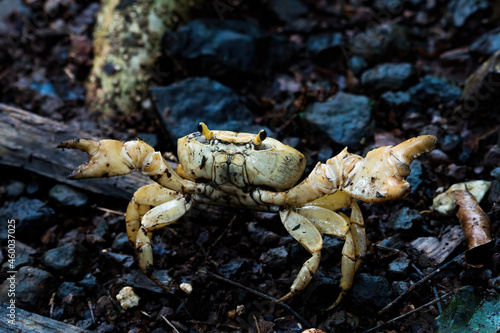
<box><xmin>470</xmin><ymin>27</ymin><xmax>500</xmax><ymax>57</ymax></box>
<box><xmin>163</xmin><ymin>19</ymin><xmax>297</xmax><ymax>77</ymax></box>
<box><xmin>152</xmin><ymin>77</ymin><xmax>258</xmax><ymax>142</ymax></box>
<box><xmin>306</xmin><ymin>32</ymin><xmax>345</xmax><ymax>64</ymax></box>
<box><xmin>269</xmin><ymin>0</ymin><xmax>308</xmax><ymax>22</ymax></box>
<box><xmin>304</xmin><ymin>92</ymin><xmax>372</xmax><ymax>148</ymax></box>
<box><xmin>0</xmin><ymin>197</ymin><xmax>55</xmax><ymax>241</ymax></box>
<box><xmin>351</xmin><ymin>273</ymin><xmax>392</xmax><ymax>307</ymax></box>
<box><xmin>407</xmin><ymin>159</ymin><xmax>423</xmax><ymax>193</ymax></box>
<box><xmin>361</xmin><ymin>63</ymin><xmax>416</xmax><ymax>93</ymax></box>
<box><xmin>407</xmin><ymin>75</ymin><xmax>461</xmax><ymax>105</ymax></box>
<box><xmin>42</xmin><ymin>243</ymin><xmax>89</xmax><ymax>278</ymax></box>
<box><xmin>387</xmin><ymin>206</ymin><xmax>423</xmax><ymax>230</ymax></box>
<box><xmin>5</xmin><ymin>180</ymin><xmax>25</xmax><ymax>197</ymax></box>
<box><xmin>447</xmin><ymin>0</ymin><xmax>489</xmax><ymax>27</ymax></box>
<box><xmin>49</xmin><ymin>184</ymin><xmax>88</xmax><ymax>207</ymax></box>
<box><xmin>350</xmin><ymin>23</ymin><xmax>410</xmax><ymax>62</ymax></box>
<box><xmin>57</xmin><ymin>281</ymin><xmax>85</xmax><ymax>298</ymax></box>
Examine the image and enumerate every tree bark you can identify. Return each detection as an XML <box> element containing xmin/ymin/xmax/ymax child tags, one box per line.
<box><xmin>0</xmin><ymin>103</ymin><xmax>150</xmax><ymax>200</ymax></box>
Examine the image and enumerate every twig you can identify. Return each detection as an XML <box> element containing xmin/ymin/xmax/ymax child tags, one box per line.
<box><xmin>49</xmin><ymin>292</ymin><xmax>55</xmax><ymax>319</ymax></box>
<box><xmin>162</xmin><ymin>315</ymin><xmax>180</xmax><ymax>333</ymax></box>
<box><xmin>378</xmin><ymin>252</ymin><xmax>464</xmax><ymax>315</ymax></box>
<box><xmin>363</xmin><ymin>291</ymin><xmax>454</xmax><ymax>333</ymax></box>
<box><xmin>207</xmin><ymin>271</ymin><xmax>311</xmax><ymax>328</ymax></box>
<box><xmin>88</xmin><ymin>301</ymin><xmax>95</xmax><ymax>324</ymax></box>
<box><xmin>95</xmin><ymin>206</ymin><xmax>125</xmax><ymax>216</ymax></box>
<box><xmin>205</xmin><ymin>215</ymin><xmax>237</xmax><ymax>261</ymax></box>
<box><xmin>253</xmin><ymin>315</ymin><xmax>261</xmax><ymax>333</ymax></box>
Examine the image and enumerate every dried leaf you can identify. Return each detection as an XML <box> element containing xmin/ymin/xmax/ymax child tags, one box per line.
<box><xmin>432</xmin><ymin>180</ymin><xmax>491</xmax><ymax>215</ymax></box>
<box><xmin>453</xmin><ymin>190</ymin><xmax>493</xmax><ymax>268</ymax></box>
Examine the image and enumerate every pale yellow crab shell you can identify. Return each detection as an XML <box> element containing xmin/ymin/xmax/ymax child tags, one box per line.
<box><xmin>177</xmin><ymin>130</ymin><xmax>306</xmax><ymax>191</ymax></box>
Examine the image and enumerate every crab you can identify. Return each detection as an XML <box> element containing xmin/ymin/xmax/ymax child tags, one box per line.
<box><xmin>57</xmin><ymin>123</ymin><xmax>435</xmax><ymax>309</ymax></box>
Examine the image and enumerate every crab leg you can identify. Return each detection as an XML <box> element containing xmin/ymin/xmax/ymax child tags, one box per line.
<box><xmin>134</xmin><ymin>193</ymin><xmax>193</xmax><ymax>285</ymax></box>
<box><xmin>125</xmin><ymin>183</ymin><xmax>185</xmax><ymax>248</ymax></box>
<box><xmin>276</xmin><ymin>210</ymin><xmax>323</xmax><ymax>302</ymax></box>
<box><xmin>56</xmin><ymin>138</ymin><xmax>196</xmax><ymax>193</ymax></box>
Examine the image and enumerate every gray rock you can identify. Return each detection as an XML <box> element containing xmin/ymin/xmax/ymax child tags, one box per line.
<box><xmin>163</xmin><ymin>19</ymin><xmax>297</xmax><ymax>77</ymax></box>
<box><xmin>407</xmin><ymin>159</ymin><xmax>423</xmax><ymax>193</ymax></box>
<box><xmin>269</xmin><ymin>0</ymin><xmax>308</xmax><ymax>22</ymax></box>
<box><xmin>78</xmin><ymin>274</ymin><xmax>99</xmax><ymax>293</ymax></box>
<box><xmin>152</xmin><ymin>77</ymin><xmax>257</xmax><ymax>142</ymax></box>
<box><xmin>218</xmin><ymin>259</ymin><xmax>247</xmax><ymax>279</ymax></box>
<box><xmin>57</xmin><ymin>281</ymin><xmax>85</xmax><ymax>298</ymax></box>
<box><xmin>260</xmin><ymin>246</ymin><xmax>288</xmax><ymax>271</ymax></box>
<box><xmin>470</xmin><ymin>27</ymin><xmax>500</xmax><ymax>57</ymax></box>
<box><xmin>348</xmin><ymin>56</ymin><xmax>368</xmax><ymax>76</ymax></box>
<box><xmin>447</xmin><ymin>0</ymin><xmax>489</xmax><ymax>27</ymax></box>
<box><xmin>0</xmin><ymin>266</ymin><xmax>55</xmax><ymax>310</ymax></box>
<box><xmin>351</xmin><ymin>273</ymin><xmax>392</xmax><ymax>307</ymax></box>
<box><xmin>49</xmin><ymin>184</ymin><xmax>88</xmax><ymax>207</ymax></box>
<box><xmin>1</xmin><ymin>241</ymin><xmax>36</xmax><ymax>270</ymax></box>
<box><xmin>441</xmin><ymin>134</ymin><xmax>461</xmax><ymax>152</ymax></box>
<box><xmin>112</xmin><ymin>232</ymin><xmax>131</xmax><ymax>252</ymax></box>
<box><xmin>5</xmin><ymin>180</ymin><xmax>25</xmax><ymax>197</ymax></box>
<box><xmin>304</xmin><ymin>92</ymin><xmax>372</xmax><ymax>148</ymax></box>
<box><xmin>488</xmin><ymin>167</ymin><xmax>500</xmax><ymax>204</ymax></box>
<box><xmin>387</xmin><ymin>206</ymin><xmax>422</xmax><ymax>230</ymax></box>
<box><xmin>388</xmin><ymin>257</ymin><xmax>411</xmax><ymax>278</ymax></box>
<box><xmin>306</xmin><ymin>32</ymin><xmax>345</xmax><ymax>65</ymax></box>
<box><xmin>0</xmin><ymin>197</ymin><xmax>55</xmax><ymax>241</ymax></box>
<box><xmin>350</xmin><ymin>23</ymin><xmax>410</xmax><ymax>62</ymax></box>
<box><xmin>361</xmin><ymin>63</ymin><xmax>416</xmax><ymax>93</ymax></box>
<box><xmin>302</xmin><ymin>274</ymin><xmax>337</xmax><ymax>306</ymax></box>
<box><xmin>42</xmin><ymin>243</ymin><xmax>89</xmax><ymax>278</ymax></box>
<box><xmin>380</xmin><ymin>91</ymin><xmax>412</xmax><ymax>112</ymax></box>
<box><xmin>407</xmin><ymin>75</ymin><xmax>461</xmax><ymax>105</ymax></box>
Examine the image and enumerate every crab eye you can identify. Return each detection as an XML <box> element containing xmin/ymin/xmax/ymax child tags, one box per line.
<box><xmin>198</xmin><ymin>122</ymin><xmax>213</xmax><ymax>140</ymax></box>
<box><xmin>253</xmin><ymin>129</ymin><xmax>267</xmax><ymax>146</ymax></box>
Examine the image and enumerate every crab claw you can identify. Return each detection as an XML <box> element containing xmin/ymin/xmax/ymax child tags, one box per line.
<box><xmin>345</xmin><ymin>135</ymin><xmax>436</xmax><ymax>203</ymax></box>
<box><xmin>56</xmin><ymin>139</ymin><xmax>155</xmax><ymax>179</ymax></box>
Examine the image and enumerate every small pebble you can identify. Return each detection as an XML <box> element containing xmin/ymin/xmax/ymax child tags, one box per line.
<box><xmin>116</xmin><ymin>286</ymin><xmax>140</xmax><ymax>310</ymax></box>
<box><xmin>49</xmin><ymin>184</ymin><xmax>88</xmax><ymax>207</ymax></box>
<box><xmin>180</xmin><ymin>282</ymin><xmax>193</xmax><ymax>295</ymax></box>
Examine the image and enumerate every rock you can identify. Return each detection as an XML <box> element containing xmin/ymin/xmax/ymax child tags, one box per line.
<box><xmin>304</xmin><ymin>92</ymin><xmax>372</xmax><ymax>148</ymax></box>
<box><xmin>49</xmin><ymin>184</ymin><xmax>88</xmax><ymax>207</ymax></box>
<box><xmin>388</xmin><ymin>257</ymin><xmax>411</xmax><ymax>278</ymax></box>
<box><xmin>119</xmin><ymin>270</ymin><xmax>171</xmax><ymax>293</ymax></box>
<box><xmin>269</xmin><ymin>0</ymin><xmax>308</xmax><ymax>23</ymax></box>
<box><xmin>441</xmin><ymin>134</ymin><xmax>461</xmax><ymax>152</ymax></box>
<box><xmin>103</xmin><ymin>252</ymin><xmax>135</xmax><ymax>269</ymax></box>
<box><xmin>260</xmin><ymin>246</ymin><xmax>288</xmax><ymax>271</ymax></box>
<box><xmin>488</xmin><ymin>168</ymin><xmax>500</xmax><ymax>204</ymax></box>
<box><xmin>116</xmin><ymin>286</ymin><xmax>140</xmax><ymax>310</ymax></box>
<box><xmin>447</xmin><ymin>0</ymin><xmax>489</xmax><ymax>28</ymax></box>
<box><xmin>380</xmin><ymin>91</ymin><xmax>411</xmax><ymax>110</ymax></box>
<box><xmin>78</xmin><ymin>274</ymin><xmax>99</xmax><ymax>293</ymax></box>
<box><xmin>392</xmin><ymin>280</ymin><xmax>411</xmax><ymax>295</ymax></box>
<box><xmin>112</xmin><ymin>232</ymin><xmax>131</xmax><ymax>252</ymax></box>
<box><xmin>0</xmin><ymin>197</ymin><xmax>55</xmax><ymax>241</ymax></box>
<box><xmin>42</xmin><ymin>243</ymin><xmax>89</xmax><ymax>278</ymax></box>
<box><xmin>461</xmin><ymin>50</ymin><xmax>500</xmax><ymax>113</ymax></box>
<box><xmin>361</xmin><ymin>63</ymin><xmax>416</xmax><ymax>93</ymax></box>
<box><xmin>387</xmin><ymin>206</ymin><xmax>422</xmax><ymax>230</ymax></box>
<box><xmin>351</xmin><ymin>273</ymin><xmax>392</xmax><ymax>308</ymax></box>
<box><xmin>348</xmin><ymin>56</ymin><xmax>368</xmax><ymax>76</ymax></box>
<box><xmin>151</xmin><ymin>77</ymin><xmax>257</xmax><ymax>142</ymax></box>
<box><xmin>301</xmin><ymin>274</ymin><xmax>337</xmax><ymax>306</ymax></box>
<box><xmin>469</xmin><ymin>27</ymin><xmax>500</xmax><ymax>57</ymax></box>
<box><xmin>5</xmin><ymin>180</ymin><xmax>25</xmax><ymax>197</ymax></box>
<box><xmin>247</xmin><ymin>222</ymin><xmax>280</xmax><ymax>246</ymax></box>
<box><xmin>92</xmin><ymin>220</ymin><xmax>109</xmax><ymax>238</ymax></box>
<box><xmin>407</xmin><ymin>159</ymin><xmax>423</xmax><ymax>193</ymax></box>
<box><xmin>350</xmin><ymin>23</ymin><xmax>410</xmax><ymax>63</ymax></box>
<box><xmin>374</xmin><ymin>0</ymin><xmax>403</xmax><ymax>11</ymax></box>
<box><xmin>408</xmin><ymin>75</ymin><xmax>461</xmax><ymax>105</ymax></box>
<box><xmin>0</xmin><ymin>266</ymin><xmax>55</xmax><ymax>310</ymax></box>
<box><xmin>218</xmin><ymin>259</ymin><xmax>247</xmax><ymax>279</ymax></box>
<box><xmin>306</xmin><ymin>32</ymin><xmax>345</xmax><ymax>65</ymax></box>
<box><xmin>163</xmin><ymin>19</ymin><xmax>297</xmax><ymax>78</ymax></box>
<box><xmin>57</xmin><ymin>281</ymin><xmax>85</xmax><ymax>298</ymax></box>
<box><xmin>1</xmin><ymin>241</ymin><xmax>36</xmax><ymax>270</ymax></box>
<box><xmin>26</xmin><ymin>180</ymin><xmax>40</xmax><ymax>194</ymax></box>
